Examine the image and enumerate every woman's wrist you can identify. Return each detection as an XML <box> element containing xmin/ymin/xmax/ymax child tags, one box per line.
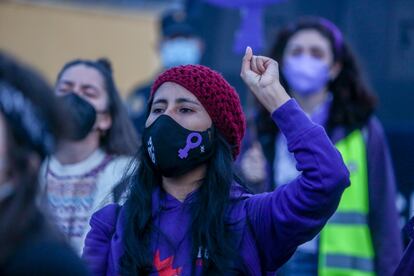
<box><xmin>258</xmin><ymin>82</ymin><xmax>291</xmax><ymax>113</ymax></box>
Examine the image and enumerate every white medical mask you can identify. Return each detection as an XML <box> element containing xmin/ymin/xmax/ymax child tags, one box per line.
<box><xmin>282</xmin><ymin>55</ymin><xmax>330</xmax><ymax>96</ymax></box>
<box><xmin>160</xmin><ymin>38</ymin><xmax>202</xmax><ymax>68</ymax></box>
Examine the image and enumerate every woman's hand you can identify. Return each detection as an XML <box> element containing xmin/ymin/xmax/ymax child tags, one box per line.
<box><xmin>240</xmin><ymin>46</ymin><xmax>290</xmax><ymax>113</ymax></box>
<box><xmin>240</xmin><ymin>142</ymin><xmax>267</xmax><ymax>183</ymax></box>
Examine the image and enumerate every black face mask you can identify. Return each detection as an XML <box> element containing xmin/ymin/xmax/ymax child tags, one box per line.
<box><xmin>143</xmin><ymin>115</ymin><xmax>215</xmax><ymax>177</ymax></box>
<box><xmin>60</xmin><ymin>93</ymin><xmax>97</xmax><ymax>141</ymax></box>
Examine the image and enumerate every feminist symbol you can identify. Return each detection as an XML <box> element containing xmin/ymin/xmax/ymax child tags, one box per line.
<box><xmin>178</xmin><ymin>133</ymin><xmax>202</xmax><ymax>159</ymax></box>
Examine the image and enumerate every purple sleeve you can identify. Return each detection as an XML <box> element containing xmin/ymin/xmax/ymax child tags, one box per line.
<box><xmin>82</xmin><ymin>204</ymin><xmax>119</xmax><ymax>276</ymax></box>
<box><xmin>245</xmin><ymin>99</ymin><xmax>350</xmax><ymax>271</ymax></box>
<box><xmin>366</xmin><ymin>117</ymin><xmax>403</xmax><ymax>276</ymax></box>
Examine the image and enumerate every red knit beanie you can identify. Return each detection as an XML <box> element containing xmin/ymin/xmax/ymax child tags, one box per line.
<box><xmin>151</xmin><ymin>65</ymin><xmax>246</xmax><ymax>158</ymax></box>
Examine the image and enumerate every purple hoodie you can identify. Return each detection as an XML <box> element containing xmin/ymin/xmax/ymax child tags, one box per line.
<box><xmin>82</xmin><ymin>99</ymin><xmax>350</xmax><ymax>275</ymax></box>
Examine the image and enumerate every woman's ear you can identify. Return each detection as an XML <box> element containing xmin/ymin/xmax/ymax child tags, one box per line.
<box><xmin>330</xmin><ymin>62</ymin><xmax>342</xmax><ymax>80</ymax></box>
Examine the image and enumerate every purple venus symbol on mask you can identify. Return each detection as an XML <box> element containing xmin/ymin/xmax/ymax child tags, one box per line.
<box><xmin>178</xmin><ymin>132</ymin><xmax>202</xmax><ymax>159</ymax></box>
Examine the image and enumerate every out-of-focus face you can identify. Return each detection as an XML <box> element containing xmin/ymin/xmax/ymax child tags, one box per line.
<box><xmin>145</xmin><ymin>82</ymin><xmax>212</xmax><ymax>131</ymax></box>
<box><xmin>0</xmin><ymin>113</ymin><xmax>8</xmax><ymax>184</ymax></box>
<box><xmin>284</xmin><ymin>29</ymin><xmax>334</xmax><ymax>67</ymax></box>
<box><xmin>159</xmin><ymin>36</ymin><xmax>203</xmax><ymax>68</ymax></box>
<box><xmin>56</xmin><ymin>64</ymin><xmax>108</xmax><ymax>110</ymax></box>
<box><xmin>283</xmin><ymin>29</ymin><xmax>340</xmax><ymax>79</ymax></box>
<box><xmin>55</xmin><ymin>64</ymin><xmax>112</xmax><ymax>133</ymax></box>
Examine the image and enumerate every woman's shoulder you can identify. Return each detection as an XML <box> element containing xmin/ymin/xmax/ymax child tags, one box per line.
<box><xmin>98</xmin><ymin>155</ymin><xmax>137</xmax><ymax>187</ymax></box>
<box><xmin>329</xmin><ymin>115</ymin><xmax>385</xmax><ymax>144</ymax></box>
<box><xmin>225</xmin><ymin>183</ymin><xmax>253</xmax><ymax>222</ymax></box>
<box><xmin>91</xmin><ymin>203</ymin><xmax>122</xmax><ymax>226</ymax></box>
<box><xmin>229</xmin><ymin>182</ymin><xmax>253</xmax><ymax>200</ymax></box>
<box><xmin>365</xmin><ymin>115</ymin><xmax>385</xmax><ymax>134</ymax></box>
<box><xmin>102</xmin><ymin>154</ymin><xmax>137</xmax><ymax>180</ymax></box>
<box><xmin>106</xmin><ymin>154</ymin><xmax>137</xmax><ymax>172</ymax></box>
<box><xmin>361</xmin><ymin>115</ymin><xmax>389</xmax><ymax>148</ymax></box>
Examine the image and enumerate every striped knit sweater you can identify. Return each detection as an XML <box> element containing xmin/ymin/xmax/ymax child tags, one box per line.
<box><xmin>42</xmin><ymin>149</ymin><xmax>133</xmax><ymax>254</ymax></box>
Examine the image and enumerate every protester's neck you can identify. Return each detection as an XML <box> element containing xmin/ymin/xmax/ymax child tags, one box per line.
<box><xmin>293</xmin><ymin>88</ymin><xmax>329</xmax><ymax>115</ymax></box>
<box><xmin>55</xmin><ymin>132</ymin><xmax>101</xmax><ymax>165</ymax></box>
<box><xmin>162</xmin><ymin>165</ymin><xmax>206</xmax><ymax>202</ymax></box>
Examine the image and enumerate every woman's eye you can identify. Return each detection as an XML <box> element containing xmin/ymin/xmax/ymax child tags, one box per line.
<box><xmin>84</xmin><ymin>90</ymin><xmax>98</xmax><ymax>98</ymax></box>
<box><xmin>152</xmin><ymin>108</ymin><xmax>164</xmax><ymax>114</ymax></box>
<box><xmin>57</xmin><ymin>88</ymin><xmax>70</xmax><ymax>94</ymax></box>
<box><xmin>310</xmin><ymin>48</ymin><xmax>325</xmax><ymax>59</ymax></box>
<box><xmin>180</xmin><ymin>108</ymin><xmax>193</xmax><ymax>113</ymax></box>
<box><xmin>82</xmin><ymin>87</ymin><xmax>101</xmax><ymax>99</ymax></box>
<box><xmin>290</xmin><ymin>48</ymin><xmax>302</xmax><ymax>56</ymax></box>
<box><xmin>311</xmin><ymin>52</ymin><xmax>324</xmax><ymax>59</ymax></box>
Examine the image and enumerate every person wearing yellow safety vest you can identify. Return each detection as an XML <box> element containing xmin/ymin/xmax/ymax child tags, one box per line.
<box><xmin>254</xmin><ymin>17</ymin><xmax>402</xmax><ymax>276</ymax></box>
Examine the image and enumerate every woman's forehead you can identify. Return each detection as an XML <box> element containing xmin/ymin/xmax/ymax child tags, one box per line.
<box><xmin>287</xmin><ymin>29</ymin><xmax>331</xmax><ymax>51</ymax></box>
<box><xmin>152</xmin><ymin>82</ymin><xmax>199</xmax><ymax>102</ymax></box>
<box><xmin>59</xmin><ymin>65</ymin><xmax>104</xmax><ymax>87</ymax></box>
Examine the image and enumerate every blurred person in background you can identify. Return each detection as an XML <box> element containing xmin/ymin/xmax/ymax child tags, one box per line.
<box><xmin>41</xmin><ymin>58</ymin><xmax>139</xmax><ymax>254</ymax></box>
<box><xmin>234</xmin><ymin>122</ymin><xmax>270</xmax><ymax>194</ymax></box>
<box><xmin>255</xmin><ymin>17</ymin><xmax>402</xmax><ymax>276</ymax></box>
<box><xmin>127</xmin><ymin>8</ymin><xmax>205</xmax><ymax>140</ymax></box>
<box><xmin>0</xmin><ymin>51</ymin><xmax>89</xmax><ymax>275</ymax></box>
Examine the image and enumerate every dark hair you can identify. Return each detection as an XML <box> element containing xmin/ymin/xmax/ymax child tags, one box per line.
<box><xmin>120</xmin><ymin>129</ymin><xmax>245</xmax><ymax>275</ymax></box>
<box><xmin>0</xmin><ymin>52</ymin><xmax>64</xmax><ymax>263</ymax></box>
<box><xmin>257</xmin><ymin>17</ymin><xmax>377</xmax><ymax>139</ymax></box>
<box><xmin>56</xmin><ymin>58</ymin><xmax>139</xmax><ymax>156</ymax></box>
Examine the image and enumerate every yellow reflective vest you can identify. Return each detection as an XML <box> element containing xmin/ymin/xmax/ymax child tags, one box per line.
<box><xmin>319</xmin><ymin>129</ymin><xmax>375</xmax><ymax>276</ymax></box>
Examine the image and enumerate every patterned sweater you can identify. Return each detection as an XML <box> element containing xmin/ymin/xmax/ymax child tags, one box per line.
<box><xmin>41</xmin><ymin>149</ymin><xmax>133</xmax><ymax>254</ymax></box>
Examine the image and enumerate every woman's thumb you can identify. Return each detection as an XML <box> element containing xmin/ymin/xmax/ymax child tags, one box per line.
<box><xmin>241</xmin><ymin>46</ymin><xmax>253</xmax><ymax>74</ymax></box>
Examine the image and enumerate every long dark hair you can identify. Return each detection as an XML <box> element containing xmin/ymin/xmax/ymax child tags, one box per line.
<box><xmin>257</xmin><ymin>17</ymin><xmax>377</xmax><ymax>142</ymax></box>
<box><xmin>56</xmin><ymin>58</ymin><xmax>139</xmax><ymax>156</ymax></box>
<box><xmin>120</xmin><ymin>125</ymin><xmax>244</xmax><ymax>275</ymax></box>
<box><xmin>0</xmin><ymin>52</ymin><xmax>64</xmax><ymax>264</ymax></box>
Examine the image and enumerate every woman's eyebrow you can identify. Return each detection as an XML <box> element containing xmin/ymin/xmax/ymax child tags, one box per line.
<box><xmin>176</xmin><ymin>98</ymin><xmax>200</xmax><ymax>105</ymax></box>
<box><xmin>81</xmin><ymin>84</ymin><xmax>100</xmax><ymax>92</ymax></box>
<box><xmin>152</xmin><ymin>98</ymin><xmax>168</xmax><ymax>105</ymax></box>
<box><xmin>59</xmin><ymin>80</ymin><xmax>74</xmax><ymax>86</ymax></box>
<box><xmin>152</xmin><ymin>97</ymin><xmax>200</xmax><ymax>106</ymax></box>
